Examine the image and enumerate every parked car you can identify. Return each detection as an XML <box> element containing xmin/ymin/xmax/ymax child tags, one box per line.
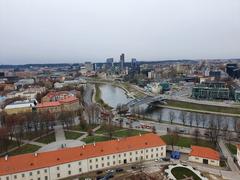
<box><xmin>131</xmin><ymin>165</ymin><xmax>137</xmax><ymax>169</ymax></box>
<box><xmin>162</xmin><ymin>157</ymin><xmax>170</xmax><ymax>161</ymax></box>
<box><xmin>115</xmin><ymin>168</ymin><xmax>124</xmax><ymax>172</ymax></box>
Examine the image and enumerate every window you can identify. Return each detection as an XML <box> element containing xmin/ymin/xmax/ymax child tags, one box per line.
<box><xmin>161</xmin><ymin>147</ymin><xmax>163</xmax><ymax>150</ymax></box>
<box><xmin>161</xmin><ymin>153</ymin><xmax>163</xmax><ymax>156</ymax></box>
<box><xmin>113</xmin><ymin>155</ymin><xmax>115</xmax><ymax>159</ymax></box>
<box><xmin>107</xmin><ymin>156</ymin><xmax>109</xmax><ymax>160</ymax></box>
<box><xmin>195</xmin><ymin>157</ymin><xmax>199</xmax><ymax>160</ymax></box>
<box><xmin>102</xmin><ymin>157</ymin><xmax>104</xmax><ymax>160</ymax></box>
<box><xmin>119</xmin><ymin>154</ymin><xmax>121</xmax><ymax>157</ymax></box>
<box><xmin>130</xmin><ymin>152</ymin><xmax>132</xmax><ymax>155</ymax></box>
<box><xmin>135</xmin><ymin>151</ymin><xmax>138</xmax><ymax>154</ymax></box>
<box><xmin>89</xmin><ymin>159</ymin><xmax>92</xmax><ymax>163</ymax></box>
<box><xmin>146</xmin><ymin>150</ymin><xmax>148</xmax><ymax>153</ymax></box>
<box><xmin>37</xmin><ymin>171</ymin><xmax>40</xmax><ymax>174</ymax></box>
<box><xmin>6</xmin><ymin>177</ymin><xmax>9</xmax><ymax>180</ymax></box>
<box><xmin>38</xmin><ymin>178</ymin><xmax>40</xmax><ymax>180</ymax></box>
<box><xmin>79</xmin><ymin>168</ymin><xmax>82</xmax><ymax>172</ymax></box>
<box><xmin>211</xmin><ymin>160</ymin><xmax>215</xmax><ymax>163</ymax></box>
<box><xmin>29</xmin><ymin>172</ymin><xmax>32</xmax><ymax>176</ymax></box>
<box><xmin>45</xmin><ymin>176</ymin><xmax>48</xmax><ymax>180</ymax></box>
<box><xmin>79</xmin><ymin>162</ymin><xmax>81</xmax><ymax>165</ymax></box>
<box><xmin>14</xmin><ymin>175</ymin><xmax>17</xmax><ymax>179</ymax></box>
<box><xmin>124</xmin><ymin>153</ymin><xmax>126</xmax><ymax>157</ymax></box>
<box><xmin>156</xmin><ymin>148</ymin><xmax>158</xmax><ymax>151</ymax></box>
<box><xmin>90</xmin><ymin>165</ymin><xmax>92</xmax><ymax>170</ymax></box>
<box><xmin>22</xmin><ymin>174</ymin><xmax>25</xmax><ymax>178</ymax></box>
<box><xmin>68</xmin><ymin>171</ymin><xmax>71</xmax><ymax>175</ymax></box>
<box><xmin>156</xmin><ymin>153</ymin><xmax>158</xmax><ymax>157</ymax></box>
<box><xmin>96</xmin><ymin>164</ymin><xmax>98</xmax><ymax>168</ymax></box>
<box><xmin>146</xmin><ymin>155</ymin><xmax>148</xmax><ymax>159</ymax></box>
<box><xmin>141</xmin><ymin>150</ymin><xmax>143</xmax><ymax>154</ymax></box>
<box><xmin>119</xmin><ymin>160</ymin><xmax>121</xmax><ymax>163</ymax></box>
<box><xmin>151</xmin><ymin>149</ymin><xmax>153</xmax><ymax>152</ymax></box>
<box><xmin>113</xmin><ymin>161</ymin><xmax>115</xmax><ymax>165</ymax></box>
<box><xmin>57</xmin><ymin>173</ymin><xmax>60</xmax><ymax>178</ymax></box>
<box><xmin>107</xmin><ymin>162</ymin><xmax>110</xmax><ymax>166</ymax></box>
<box><xmin>68</xmin><ymin>164</ymin><xmax>71</xmax><ymax>168</ymax></box>
<box><xmin>102</xmin><ymin>163</ymin><xmax>104</xmax><ymax>167</ymax></box>
<box><xmin>96</xmin><ymin>158</ymin><xmax>98</xmax><ymax>162</ymax></box>
<box><xmin>44</xmin><ymin>169</ymin><xmax>47</xmax><ymax>173</ymax></box>
<box><xmin>136</xmin><ymin>157</ymin><xmax>138</xmax><ymax>161</ymax></box>
<box><xmin>141</xmin><ymin>156</ymin><xmax>143</xmax><ymax>160</ymax></box>
<box><xmin>130</xmin><ymin>158</ymin><xmax>132</xmax><ymax>162</ymax></box>
<box><xmin>151</xmin><ymin>154</ymin><xmax>153</xmax><ymax>158</ymax></box>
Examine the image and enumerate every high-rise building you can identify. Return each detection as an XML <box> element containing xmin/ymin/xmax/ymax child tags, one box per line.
<box><xmin>120</xmin><ymin>53</ymin><xmax>125</xmax><ymax>70</ymax></box>
<box><xmin>131</xmin><ymin>58</ymin><xmax>137</xmax><ymax>68</ymax></box>
<box><xmin>106</xmin><ymin>58</ymin><xmax>114</xmax><ymax>64</ymax></box>
<box><xmin>84</xmin><ymin>62</ymin><xmax>93</xmax><ymax>71</ymax></box>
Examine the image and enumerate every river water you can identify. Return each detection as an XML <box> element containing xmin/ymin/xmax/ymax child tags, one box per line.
<box><xmin>99</xmin><ymin>84</ymin><xmax>238</xmax><ymax>130</ymax></box>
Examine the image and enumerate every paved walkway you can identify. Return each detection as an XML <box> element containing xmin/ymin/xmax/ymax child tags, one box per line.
<box><xmin>219</xmin><ymin>139</ymin><xmax>240</xmax><ymax>173</ymax></box>
<box><xmin>54</xmin><ymin>125</ymin><xmax>66</xmax><ymax>141</ymax></box>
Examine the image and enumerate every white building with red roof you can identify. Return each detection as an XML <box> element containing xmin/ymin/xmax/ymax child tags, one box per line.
<box><xmin>0</xmin><ymin>133</ymin><xmax>166</xmax><ymax>180</ymax></box>
<box><xmin>189</xmin><ymin>145</ymin><xmax>220</xmax><ymax>166</ymax></box>
<box><xmin>237</xmin><ymin>144</ymin><xmax>240</xmax><ymax>167</ymax></box>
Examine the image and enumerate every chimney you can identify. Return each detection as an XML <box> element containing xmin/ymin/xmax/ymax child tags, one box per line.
<box><xmin>117</xmin><ymin>138</ymin><xmax>120</xmax><ymax>142</ymax></box>
<box><xmin>139</xmin><ymin>133</ymin><xmax>142</xmax><ymax>136</ymax></box>
<box><xmin>5</xmin><ymin>155</ymin><xmax>8</xmax><ymax>161</ymax></box>
<box><xmin>93</xmin><ymin>142</ymin><xmax>96</xmax><ymax>146</ymax></box>
<box><xmin>34</xmin><ymin>153</ymin><xmax>38</xmax><ymax>157</ymax></box>
<box><xmin>82</xmin><ymin>145</ymin><xmax>85</xmax><ymax>148</ymax></box>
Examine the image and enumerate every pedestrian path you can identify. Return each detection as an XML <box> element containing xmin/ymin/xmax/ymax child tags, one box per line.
<box><xmin>54</xmin><ymin>125</ymin><xmax>66</xmax><ymax>141</ymax></box>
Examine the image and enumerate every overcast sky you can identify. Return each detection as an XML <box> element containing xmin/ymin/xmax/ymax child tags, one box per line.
<box><xmin>0</xmin><ymin>0</ymin><xmax>240</xmax><ymax>64</ymax></box>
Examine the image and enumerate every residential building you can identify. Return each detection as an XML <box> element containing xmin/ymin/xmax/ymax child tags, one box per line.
<box><xmin>188</xmin><ymin>146</ymin><xmax>220</xmax><ymax>166</ymax></box>
<box><xmin>4</xmin><ymin>99</ymin><xmax>38</xmax><ymax>115</ymax></box>
<box><xmin>37</xmin><ymin>96</ymin><xmax>80</xmax><ymax>113</ymax></box>
<box><xmin>0</xmin><ymin>133</ymin><xmax>166</xmax><ymax>180</ymax></box>
<box><xmin>41</xmin><ymin>91</ymin><xmax>74</xmax><ymax>102</ymax></box>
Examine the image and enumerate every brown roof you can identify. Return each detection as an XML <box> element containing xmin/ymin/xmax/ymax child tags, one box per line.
<box><xmin>0</xmin><ymin>133</ymin><xmax>166</xmax><ymax>176</ymax></box>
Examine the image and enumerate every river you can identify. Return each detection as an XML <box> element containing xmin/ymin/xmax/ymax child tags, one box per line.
<box><xmin>98</xmin><ymin>84</ymin><xmax>238</xmax><ymax>130</ymax></box>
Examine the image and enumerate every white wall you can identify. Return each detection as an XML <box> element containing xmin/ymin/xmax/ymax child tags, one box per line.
<box><xmin>189</xmin><ymin>155</ymin><xmax>219</xmax><ymax>166</ymax></box>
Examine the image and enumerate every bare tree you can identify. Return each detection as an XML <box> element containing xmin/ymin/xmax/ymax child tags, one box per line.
<box><xmin>168</xmin><ymin>128</ymin><xmax>179</xmax><ymax>151</ymax></box>
<box><xmin>168</xmin><ymin>111</ymin><xmax>175</xmax><ymax>124</ymax></box>
<box><xmin>158</xmin><ymin>109</ymin><xmax>163</xmax><ymax>123</ymax></box>
<box><xmin>179</xmin><ymin>111</ymin><xmax>187</xmax><ymax>126</ymax></box>
<box><xmin>193</xmin><ymin>128</ymin><xmax>200</xmax><ymax>144</ymax></box>
<box><xmin>195</xmin><ymin>113</ymin><xmax>200</xmax><ymax>128</ymax></box>
<box><xmin>188</xmin><ymin>113</ymin><xmax>194</xmax><ymax>127</ymax></box>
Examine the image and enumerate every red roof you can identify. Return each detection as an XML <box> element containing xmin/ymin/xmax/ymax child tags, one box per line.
<box><xmin>36</xmin><ymin>101</ymin><xmax>61</xmax><ymax>108</ymax></box>
<box><xmin>189</xmin><ymin>145</ymin><xmax>220</xmax><ymax>160</ymax></box>
<box><xmin>59</xmin><ymin>96</ymin><xmax>78</xmax><ymax>103</ymax></box>
<box><xmin>0</xmin><ymin>133</ymin><xmax>165</xmax><ymax>175</ymax></box>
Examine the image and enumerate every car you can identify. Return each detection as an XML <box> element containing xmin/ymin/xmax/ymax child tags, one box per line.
<box><xmin>105</xmin><ymin>169</ymin><xmax>114</xmax><ymax>173</ymax></box>
<box><xmin>96</xmin><ymin>170</ymin><xmax>103</xmax><ymax>174</ymax></box>
<box><xmin>162</xmin><ymin>157</ymin><xmax>170</xmax><ymax>161</ymax></box>
<box><xmin>154</xmin><ymin>158</ymin><xmax>159</xmax><ymax>162</ymax></box>
<box><xmin>96</xmin><ymin>176</ymin><xmax>104</xmax><ymax>180</ymax></box>
<box><xmin>115</xmin><ymin>168</ymin><xmax>124</xmax><ymax>172</ymax></box>
<box><xmin>131</xmin><ymin>165</ymin><xmax>137</xmax><ymax>169</ymax></box>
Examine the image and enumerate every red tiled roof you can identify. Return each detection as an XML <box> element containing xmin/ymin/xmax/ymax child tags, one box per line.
<box><xmin>0</xmin><ymin>133</ymin><xmax>166</xmax><ymax>176</ymax></box>
<box><xmin>58</xmin><ymin>96</ymin><xmax>78</xmax><ymax>103</ymax></box>
<box><xmin>36</xmin><ymin>101</ymin><xmax>61</xmax><ymax>108</ymax></box>
<box><xmin>189</xmin><ymin>145</ymin><xmax>220</xmax><ymax>160</ymax></box>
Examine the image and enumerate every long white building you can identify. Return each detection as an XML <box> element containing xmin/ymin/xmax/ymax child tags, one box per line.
<box><xmin>0</xmin><ymin>133</ymin><xmax>166</xmax><ymax>180</ymax></box>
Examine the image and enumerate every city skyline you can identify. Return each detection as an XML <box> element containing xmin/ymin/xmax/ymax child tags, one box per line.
<box><xmin>1</xmin><ymin>0</ymin><xmax>240</xmax><ymax>64</ymax></box>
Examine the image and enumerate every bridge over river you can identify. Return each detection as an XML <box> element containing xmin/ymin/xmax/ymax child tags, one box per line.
<box><xmin>126</xmin><ymin>95</ymin><xmax>167</xmax><ymax>107</ymax></box>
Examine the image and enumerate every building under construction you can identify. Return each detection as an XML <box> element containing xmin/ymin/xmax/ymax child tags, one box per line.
<box><xmin>192</xmin><ymin>82</ymin><xmax>230</xmax><ymax>100</ymax></box>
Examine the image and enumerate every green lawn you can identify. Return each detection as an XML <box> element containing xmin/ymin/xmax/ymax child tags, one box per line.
<box><xmin>171</xmin><ymin>167</ymin><xmax>201</xmax><ymax>180</ymax></box>
<box><xmin>0</xmin><ymin>140</ymin><xmax>19</xmax><ymax>154</ymax></box>
<box><xmin>113</xmin><ymin>129</ymin><xmax>147</xmax><ymax>138</ymax></box>
<box><xmin>161</xmin><ymin>135</ymin><xmax>214</xmax><ymax>149</ymax></box>
<box><xmin>82</xmin><ymin>135</ymin><xmax>112</xmax><ymax>144</ymax></box>
<box><xmin>65</xmin><ymin>131</ymin><xmax>84</xmax><ymax>140</ymax></box>
<box><xmin>95</xmin><ymin>126</ymin><xmax>123</xmax><ymax>134</ymax></box>
<box><xmin>166</xmin><ymin>99</ymin><xmax>240</xmax><ymax>115</ymax></box>
<box><xmin>68</xmin><ymin>124</ymin><xmax>98</xmax><ymax>132</ymax></box>
<box><xmin>9</xmin><ymin>144</ymin><xmax>41</xmax><ymax>156</ymax></box>
<box><xmin>35</xmin><ymin>133</ymin><xmax>56</xmax><ymax>144</ymax></box>
<box><xmin>226</xmin><ymin>143</ymin><xmax>237</xmax><ymax>155</ymax></box>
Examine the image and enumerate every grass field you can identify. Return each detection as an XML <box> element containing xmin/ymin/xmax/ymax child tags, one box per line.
<box><xmin>112</xmin><ymin>129</ymin><xmax>148</xmax><ymax>137</ymax></box>
<box><xmin>9</xmin><ymin>144</ymin><xmax>41</xmax><ymax>156</ymax></box>
<box><xmin>0</xmin><ymin>140</ymin><xmax>20</xmax><ymax>154</ymax></box>
<box><xmin>171</xmin><ymin>167</ymin><xmax>201</xmax><ymax>180</ymax></box>
<box><xmin>65</xmin><ymin>131</ymin><xmax>84</xmax><ymax>140</ymax></box>
<box><xmin>82</xmin><ymin>135</ymin><xmax>111</xmax><ymax>144</ymax></box>
<box><xmin>167</xmin><ymin>100</ymin><xmax>240</xmax><ymax>115</ymax></box>
<box><xmin>36</xmin><ymin>133</ymin><xmax>56</xmax><ymax>144</ymax></box>
<box><xmin>226</xmin><ymin>143</ymin><xmax>237</xmax><ymax>155</ymax></box>
<box><xmin>68</xmin><ymin>124</ymin><xmax>98</xmax><ymax>132</ymax></box>
<box><xmin>161</xmin><ymin>135</ymin><xmax>215</xmax><ymax>149</ymax></box>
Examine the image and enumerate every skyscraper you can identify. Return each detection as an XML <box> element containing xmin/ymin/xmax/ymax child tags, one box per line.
<box><xmin>120</xmin><ymin>53</ymin><xmax>125</xmax><ymax>70</ymax></box>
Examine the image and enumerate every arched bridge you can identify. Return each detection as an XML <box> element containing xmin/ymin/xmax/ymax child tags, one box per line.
<box><xmin>126</xmin><ymin>96</ymin><xmax>167</xmax><ymax>107</ymax></box>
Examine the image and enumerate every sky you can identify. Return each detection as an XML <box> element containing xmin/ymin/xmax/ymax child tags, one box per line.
<box><xmin>0</xmin><ymin>0</ymin><xmax>240</xmax><ymax>64</ymax></box>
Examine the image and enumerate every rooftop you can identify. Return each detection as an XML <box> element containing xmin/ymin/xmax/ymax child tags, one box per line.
<box><xmin>36</xmin><ymin>101</ymin><xmax>61</xmax><ymax>108</ymax></box>
<box><xmin>0</xmin><ymin>133</ymin><xmax>165</xmax><ymax>176</ymax></box>
<box><xmin>189</xmin><ymin>145</ymin><xmax>220</xmax><ymax>160</ymax></box>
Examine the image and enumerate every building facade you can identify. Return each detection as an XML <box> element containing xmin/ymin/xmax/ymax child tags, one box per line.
<box><xmin>0</xmin><ymin>133</ymin><xmax>166</xmax><ymax>180</ymax></box>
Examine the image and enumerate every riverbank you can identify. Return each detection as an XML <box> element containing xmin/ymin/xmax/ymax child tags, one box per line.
<box><xmin>158</xmin><ymin>99</ymin><xmax>240</xmax><ymax>117</ymax></box>
<box><xmin>94</xmin><ymin>84</ymin><xmax>113</xmax><ymax>110</ymax></box>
